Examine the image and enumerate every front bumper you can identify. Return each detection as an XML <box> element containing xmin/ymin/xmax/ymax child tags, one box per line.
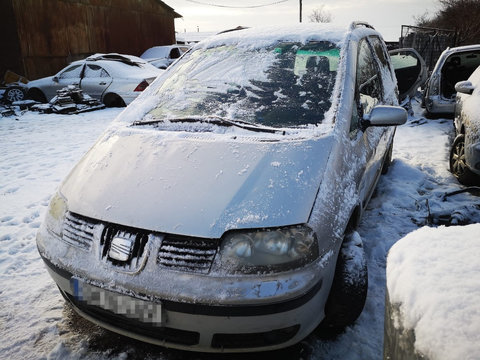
<box><xmin>37</xmin><ymin>219</ymin><xmax>336</xmax><ymax>352</ymax></box>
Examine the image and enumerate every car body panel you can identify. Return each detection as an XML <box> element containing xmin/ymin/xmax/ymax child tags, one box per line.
<box><xmin>61</xmin><ymin>130</ymin><xmax>334</xmax><ymax>238</ymax></box>
<box><xmin>389</xmin><ymin>48</ymin><xmax>427</xmax><ymax>101</ymax></box>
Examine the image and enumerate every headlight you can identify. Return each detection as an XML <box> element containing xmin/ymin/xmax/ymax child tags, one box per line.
<box><xmin>220</xmin><ymin>225</ymin><xmax>318</xmax><ymax>273</ymax></box>
<box><xmin>45</xmin><ymin>191</ymin><xmax>68</xmax><ymax>238</ymax></box>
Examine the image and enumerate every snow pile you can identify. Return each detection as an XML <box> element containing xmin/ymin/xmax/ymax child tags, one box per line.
<box><xmin>387</xmin><ymin>224</ymin><xmax>480</xmax><ymax>360</ymax></box>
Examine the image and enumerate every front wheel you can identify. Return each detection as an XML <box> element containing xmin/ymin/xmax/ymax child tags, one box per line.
<box><xmin>27</xmin><ymin>88</ymin><xmax>47</xmax><ymax>103</ymax></box>
<box><xmin>319</xmin><ymin>231</ymin><xmax>368</xmax><ymax>333</ymax></box>
<box><xmin>4</xmin><ymin>86</ymin><xmax>26</xmax><ymax>103</ymax></box>
<box><xmin>450</xmin><ymin>134</ymin><xmax>477</xmax><ymax>185</ymax></box>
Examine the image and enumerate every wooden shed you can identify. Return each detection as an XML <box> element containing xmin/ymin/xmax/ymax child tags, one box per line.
<box><xmin>0</xmin><ymin>0</ymin><xmax>181</xmax><ymax>80</ymax></box>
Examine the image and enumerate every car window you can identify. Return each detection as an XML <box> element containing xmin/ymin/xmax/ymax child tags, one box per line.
<box><xmin>351</xmin><ymin>39</ymin><xmax>382</xmax><ymax>132</ymax></box>
<box><xmin>170</xmin><ymin>48</ymin><xmax>181</xmax><ymax>59</ymax></box>
<box><xmin>146</xmin><ymin>41</ymin><xmax>340</xmax><ymax>128</ymax></box>
<box><xmin>390</xmin><ymin>52</ymin><xmax>419</xmax><ymax>69</ymax></box>
<box><xmin>59</xmin><ymin>64</ymin><xmax>83</xmax><ymax>79</ymax></box>
<box><xmin>369</xmin><ymin>36</ymin><xmax>389</xmax><ymax>69</ymax></box>
<box><xmin>84</xmin><ymin>64</ymin><xmax>110</xmax><ymax>78</ymax></box>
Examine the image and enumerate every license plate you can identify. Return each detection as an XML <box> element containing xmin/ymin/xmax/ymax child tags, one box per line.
<box><xmin>71</xmin><ymin>278</ymin><xmax>162</xmax><ymax>324</ymax></box>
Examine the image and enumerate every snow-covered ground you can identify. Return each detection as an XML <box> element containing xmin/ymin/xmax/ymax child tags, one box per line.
<box><xmin>1</xmin><ymin>100</ymin><xmax>479</xmax><ymax>360</ymax></box>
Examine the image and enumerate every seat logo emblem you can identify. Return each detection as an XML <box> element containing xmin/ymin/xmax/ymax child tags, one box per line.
<box><xmin>108</xmin><ymin>236</ymin><xmax>134</xmax><ymax>262</ymax></box>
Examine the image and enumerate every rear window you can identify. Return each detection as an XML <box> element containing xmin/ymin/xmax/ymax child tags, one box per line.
<box><xmin>145</xmin><ymin>41</ymin><xmax>340</xmax><ymax>128</ymax></box>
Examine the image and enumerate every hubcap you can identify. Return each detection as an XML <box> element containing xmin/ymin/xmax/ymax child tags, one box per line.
<box><xmin>6</xmin><ymin>88</ymin><xmax>24</xmax><ymax>102</ymax></box>
<box><xmin>452</xmin><ymin>140</ymin><xmax>467</xmax><ymax>176</ymax></box>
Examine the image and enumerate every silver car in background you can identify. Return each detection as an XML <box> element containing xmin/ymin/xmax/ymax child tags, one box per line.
<box><xmin>140</xmin><ymin>45</ymin><xmax>190</xmax><ymax>69</ymax></box>
<box><xmin>423</xmin><ymin>44</ymin><xmax>480</xmax><ymax>116</ymax></box>
<box><xmin>27</xmin><ymin>53</ymin><xmax>162</xmax><ymax>107</ymax></box>
<box><xmin>450</xmin><ymin>66</ymin><xmax>480</xmax><ymax>184</ymax></box>
<box><xmin>37</xmin><ymin>23</ymin><xmax>417</xmax><ymax>352</ymax></box>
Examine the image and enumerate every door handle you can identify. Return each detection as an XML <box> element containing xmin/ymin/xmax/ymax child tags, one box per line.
<box><xmin>99</xmin><ymin>82</ymin><xmax>107</xmax><ymax>85</ymax></box>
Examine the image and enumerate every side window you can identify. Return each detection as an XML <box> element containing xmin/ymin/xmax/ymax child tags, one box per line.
<box><xmin>59</xmin><ymin>64</ymin><xmax>83</xmax><ymax>79</ymax></box>
<box><xmin>84</xmin><ymin>64</ymin><xmax>110</xmax><ymax>78</ymax></box>
<box><xmin>369</xmin><ymin>36</ymin><xmax>390</xmax><ymax>71</ymax></box>
<box><xmin>351</xmin><ymin>39</ymin><xmax>382</xmax><ymax>133</ymax></box>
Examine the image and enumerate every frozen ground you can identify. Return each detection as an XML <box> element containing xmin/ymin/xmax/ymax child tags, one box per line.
<box><xmin>1</xmin><ymin>99</ymin><xmax>479</xmax><ymax>360</ymax></box>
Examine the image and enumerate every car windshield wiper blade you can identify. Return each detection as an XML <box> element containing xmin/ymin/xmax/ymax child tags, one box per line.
<box><xmin>133</xmin><ymin>116</ymin><xmax>286</xmax><ymax>134</ymax></box>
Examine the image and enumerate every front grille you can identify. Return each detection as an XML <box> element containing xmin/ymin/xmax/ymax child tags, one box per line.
<box><xmin>62</xmin><ymin>212</ymin><xmax>96</xmax><ymax>250</ymax></box>
<box><xmin>158</xmin><ymin>236</ymin><xmax>218</xmax><ymax>274</ymax></box>
<box><xmin>100</xmin><ymin>225</ymin><xmax>149</xmax><ymax>272</ymax></box>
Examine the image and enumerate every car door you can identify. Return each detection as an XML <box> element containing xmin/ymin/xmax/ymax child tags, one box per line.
<box><xmin>389</xmin><ymin>48</ymin><xmax>427</xmax><ymax>101</ymax></box>
<box><xmin>80</xmin><ymin>64</ymin><xmax>113</xmax><ymax>101</ymax></box>
<box><xmin>46</xmin><ymin>64</ymin><xmax>84</xmax><ymax>99</ymax></box>
<box><xmin>349</xmin><ymin>38</ymin><xmax>389</xmax><ymax>209</ymax></box>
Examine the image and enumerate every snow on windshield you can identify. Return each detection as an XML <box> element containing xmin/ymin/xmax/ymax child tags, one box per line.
<box><xmin>143</xmin><ymin>41</ymin><xmax>340</xmax><ymax>128</ymax></box>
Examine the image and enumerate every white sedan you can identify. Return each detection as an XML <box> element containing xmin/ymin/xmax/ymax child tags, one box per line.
<box><xmin>27</xmin><ymin>53</ymin><xmax>162</xmax><ymax>107</ymax></box>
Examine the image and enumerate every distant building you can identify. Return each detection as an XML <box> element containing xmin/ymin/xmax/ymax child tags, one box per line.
<box><xmin>0</xmin><ymin>0</ymin><xmax>181</xmax><ymax>80</ymax></box>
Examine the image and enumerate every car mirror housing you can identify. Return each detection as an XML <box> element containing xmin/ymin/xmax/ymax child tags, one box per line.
<box><xmin>362</xmin><ymin>105</ymin><xmax>407</xmax><ymax>127</ymax></box>
<box><xmin>52</xmin><ymin>76</ymin><xmax>59</xmax><ymax>83</ymax></box>
<box><xmin>455</xmin><ymin>81</ymin><xmax>475</xmax><ymax>95</ymax></box>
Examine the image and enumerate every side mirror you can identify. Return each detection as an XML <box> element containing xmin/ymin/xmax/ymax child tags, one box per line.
<box><xmin>363</xmin><ymin>105</ymin><xmax>407</xmax><ymax>127</ymax></box>
<box><xmin>455</xmin><ymin>81</ymin><xmax>474</xmax><ymax>95</ymax></box>
<box><xmin>52</xmin><ymin>76</ymin><xmax>59</xmax><ymax>83</ymax></box>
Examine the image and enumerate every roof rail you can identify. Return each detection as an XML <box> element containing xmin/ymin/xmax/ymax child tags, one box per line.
<box><xmin>350</xmin><ymin>22</ymin><xmax>375</xmax><ymax>31</ymax></box>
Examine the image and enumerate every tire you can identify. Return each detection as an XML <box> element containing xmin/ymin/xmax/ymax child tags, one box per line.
<box><xmin>381</xmin><ymin>141</ymin><xmax>393</xmax><ymax>175</ymax></box>
<box><xmin>319</xmin><ymin>231</ymin><xmax>368</xmax><ymax>333</ymax></box>
<box><xmin>3</xmin><ymin>86</ymin><xmax>26</xmax><ymax>103</ymax></box>
<box><xmin>450</xmin><ymin>134</ymin><xmax>477</xmax><ymax>185</ymax></box>
<box><xmin>27</xmin><ymin>88</ymin><xmax>47</xmax><ymax>103</ymax></box>
<box><xmin>103</xmin><ymin>93</ymin><xmax>126</xmax><ymax>108</ymax></box>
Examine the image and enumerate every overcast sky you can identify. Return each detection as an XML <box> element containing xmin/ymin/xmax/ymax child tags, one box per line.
<box><xmin>167</xmin><ymin>0</ymin><xmax>439</xmax><ymax>41</ymax></box>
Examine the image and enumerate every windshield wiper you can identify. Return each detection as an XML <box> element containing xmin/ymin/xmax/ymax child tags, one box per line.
<box><xmin>133</xmin><ymin>116</ymin><xmax>286</xmax><ymax>134</ymax></box>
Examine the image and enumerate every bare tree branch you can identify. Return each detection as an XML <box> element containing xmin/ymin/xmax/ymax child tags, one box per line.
<box><xmin>309</xmin><ymin>5</ymin><xmax>333</xmax><ymax>23</ymax></box>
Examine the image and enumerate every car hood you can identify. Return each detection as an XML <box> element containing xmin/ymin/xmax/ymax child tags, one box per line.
<box><xmin>60</xmin><ymin>129</ymin><xmax>333</xmax><ymax>238</ymax></box>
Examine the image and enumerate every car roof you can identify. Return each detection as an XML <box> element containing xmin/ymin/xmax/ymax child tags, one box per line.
<box><xmin>193</xmin><ymin>22</ymin><xmax>378</xmax><ymax>51</ymax></box>
<box><xmin>444</xmin><ymin>44</ymin><xmax>480</xmax><ymax>55</ymax></box>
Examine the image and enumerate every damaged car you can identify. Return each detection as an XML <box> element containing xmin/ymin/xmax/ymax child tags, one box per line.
<box><xmin>27</xmin><ymin>53</ymin><xmax>161</xmax><ymax>107</ymax></box>
<box><xmin>423</xmin><ymin>44</ymin><xmax>480</xmax><ymax>116</ymax></box>
<box><xmin>37</xmin><ymin>22</ymin><xmax>417</xmax><ymax>352</ymax></box>
<box><xmin>450</xmin><ymin>66</ymin><xmax>480</xmax><ymax>184</ymax></box>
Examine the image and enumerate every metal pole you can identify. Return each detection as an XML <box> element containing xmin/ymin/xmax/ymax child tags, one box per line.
<box><xmin>299</xmin><ymin>0</ymin><xmax>302</xmax><ymax>23</ymax></box>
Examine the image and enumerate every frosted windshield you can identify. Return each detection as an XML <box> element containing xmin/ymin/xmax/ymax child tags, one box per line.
<box><xmin>146</xmin><ymin>41</ymin><xmax>339</xmax><ymax>128</ymax></box>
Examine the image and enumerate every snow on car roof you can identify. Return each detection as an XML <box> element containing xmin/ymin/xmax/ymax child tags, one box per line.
<box><xmin>195</xmin><ymin>23</ymin><xmax>349</xmax><ymax>50</ymax></box>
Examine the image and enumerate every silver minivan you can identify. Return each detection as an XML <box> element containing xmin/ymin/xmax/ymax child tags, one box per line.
<box><xmin>37</xmin><ymin>23</ymin><xmax>419</xmax><ymax>352</ymax></box>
